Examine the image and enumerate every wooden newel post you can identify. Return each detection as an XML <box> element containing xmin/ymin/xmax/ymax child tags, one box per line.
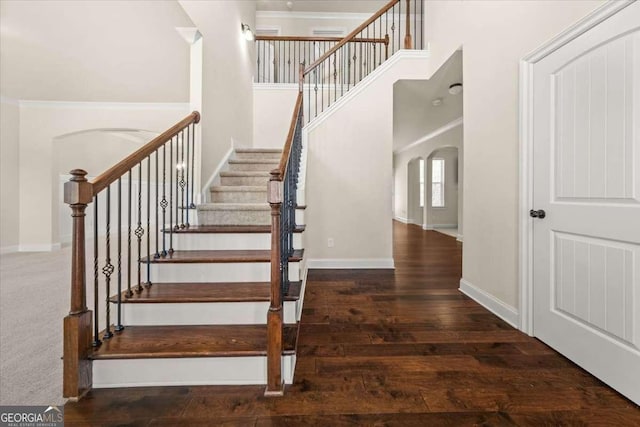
<box><xmin>404</xmin><ymin>0</ymin><xmax>412</xmax><ymax>49</ymax></box>
<box><xmin>265</xmin><ymin>174</ymin><xmax>284</xmax><ymax>396</ymax></box>
<box><xmin>63</xmin><ymin>169</ymin><xmax>94</xmax><ymax>400</ymax></box>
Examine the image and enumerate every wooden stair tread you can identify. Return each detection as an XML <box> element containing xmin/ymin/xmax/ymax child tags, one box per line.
<box><xmin>90</xmin><ymin>324</ymin><xmax>298</xmax><ymax>360</ymax></box>
<box><xmin>141</xmin><ymin>249</ymin><xmax>304</xmax><ymax>263</ymax></box>
<box><xmin>170</xmin><ymin>225</ymin><xmax>305</xmax><ymax>234</ymax></box>
<box><xmin>110</xmin><ymin>281</ymin><xmax>301</xmax><ymax>303</ymax></box>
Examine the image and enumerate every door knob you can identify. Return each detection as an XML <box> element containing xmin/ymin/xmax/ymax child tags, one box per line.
<box><xmin>530</xmin><ymin>209</ymin><xmax>546</xmax><ymax>219</ymax></box>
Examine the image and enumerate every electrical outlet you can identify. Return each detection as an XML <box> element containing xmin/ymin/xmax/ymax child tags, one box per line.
<box><xmin>327</xmin><ymin>238</ymin><xmax>334</xmax><ymax>248</ymax></box>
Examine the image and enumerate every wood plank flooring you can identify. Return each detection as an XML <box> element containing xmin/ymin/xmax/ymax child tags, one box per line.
<box><xmin>65</xmin><ymin>221</ymin><xmax>640</xmax><ymax>426</ymax></box>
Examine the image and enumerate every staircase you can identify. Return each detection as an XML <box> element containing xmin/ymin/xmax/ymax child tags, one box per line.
<box><xmin>88</xmin><ymin>148</ymin><xmax>305</xmax><ymax>388</ymax></box>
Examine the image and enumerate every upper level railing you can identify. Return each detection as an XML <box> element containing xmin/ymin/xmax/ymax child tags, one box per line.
<box><xmin>62</xmin><ymin>112</ymin><xmax>200</xmax><ymax>399</ymax></box>
<box><xmin>266</xmin><ymin>0</ymin><xmax>423</xmax><ymax>395</ymax></box>
<box><xmin>255</xmin><ymin>35</ymin><xmax>389</xmax><ymax>84</ymax></box>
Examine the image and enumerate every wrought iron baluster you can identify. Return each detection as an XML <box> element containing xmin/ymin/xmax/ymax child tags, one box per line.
<box><xmin>190</xmin><ymin>124</ymin><xmax>196</xmax><ymax>209</ymax></box>
<box><xmin>127</xmin><ymin>170</ymin><xmax>132</xmax><ymax>297</ymax></box>
<box><xmin>103</xmin><ymin>186</ymin><xmax>114</xmax><ymax>340</ymax></box>
<box><xmin>115</xmin><ymin>178</ymin><xmax>124</xmax><ymax>332</ymax></box>
<box><xmin>161</xmin><ymin>145</ymin><xmax>167</xmax><ymax>256</ymax></box>
<box><xmin>185</xmin><ymin>126</ymin><xmax>190</xmax><ymax>227</ymax></box>
<box><xmin>136</xmin><ymin>163</ymin><xmax>144</xmax><ymax>292</ymax></box>
<box><xmin>169</xmin><ymin>137</ymin><xmax>174</xmax><ymax>253</ymax></box>
<box><xmin>174</xmin><ymin>134</ymin><xmax>180</xmax><ymax>231</ymax></box>
<box><xmin>155</xmin><ymin>151</ymin><xmax>160</xmax><ymax>258</ymax></box>
<box><xmin>146</xmin><ymin>156</ymin><xmax>152</xmax><ymax>285</ymax></box>
<box><xmin>179</xmin><ymin>130</ymin><xmax>186</xmax><ymax>228</ymax></box>
<box><xmin>93</xmin><ymin>195</ymin><xmax>101</xmax><ymax>347</ymax></box>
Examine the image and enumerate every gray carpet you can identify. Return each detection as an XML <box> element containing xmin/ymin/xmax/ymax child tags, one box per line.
<box><xmin>0</xmin><ymin>248</ymin><xmax>69</xmax><ymax>406</ymax></box>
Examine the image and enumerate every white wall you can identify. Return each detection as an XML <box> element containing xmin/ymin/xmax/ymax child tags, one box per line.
<box><xmin>179</xmin><ymin>1</ymin><xmax>257</xmax><ymax>194</ymax></box>
<box><xmin>426</xmin><ymin>147</ymin><xmax>458</xmax><ymax>228</ymax></box>
<box><xmin>423</xmin><ymin>0</ymin><xmax>604</xmax><ymax>308</ymax></box>
<box><xmin>305</xmin><ymin>51</ymin><xmax>430</xmax><ymax>267</ymax></box>
<box><xmin>394</xmin><ymin>125</ymin><xmax>463</xmax><ymax>228</ymax></box>
<box><xmin>0</xmin><ymin>0</ymin><xmax>192</xmax><ymax>102</ymax></box>
<box><xmin>253</xmin><ymin>85</ymin><xmax>299</xmax><ymax>148</ymax></box>
<box><xmin>406</xmin><ymin>158</ymin><xmax>423</xmax><ymax>225</ymax></box>
<box><xmin>0</xmin><ymin>97</ymin><xmax>20</xmax><ymax>253</ymax></box>
<box><xmin>18</xmin><ymin>102</ymin><xmax>189</xmax><ymax>251</ymax></box>
<box><xmin>256</xmin><ymin>13</ymin><xmax>366</xmax><ymax>36</ymax></box>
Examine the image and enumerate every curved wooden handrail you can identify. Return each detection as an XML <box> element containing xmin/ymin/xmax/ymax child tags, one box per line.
<box><xmin>256</xmin><ymin>35</ymin><xmax>388</xmax><ymax>44</ymax></box>
<box><xmin>91</xmin><ymin>111</ymin><xmax>200</xmax><ymax>195</ymax></box>
<box><xmin>271</xmin><ymin>93</ymin><xmax>303</xmax><ymax>181</ymax></box>
<box><xmin>303</xmin><ymin>0</ymin><xmax>398</xmax><ymax>76</ymax></box>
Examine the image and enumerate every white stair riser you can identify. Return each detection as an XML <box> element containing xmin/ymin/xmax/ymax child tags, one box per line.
<box><xmin>197</xmin><ymin>209</ymin><xmax>270</xmax><ymax>226</ymax></box>
<box><xmin>211</xmin><ymin>191</ymin><xmax>267</xmax><ymax>203</ymax></box>
<box><xmin>220</xmin><ymin>176</ymin><xmax>270</xmax><ymax>186</ymax></box>
<box><xmin>93</xmin><ymin>355</ymin><xmax>296</xmax><ymax>388</ymax></box>
<box><xmin>173</xmin><ymin>233</ymin><xmax>302</xmax><ymax>251</ymax></box>
<box><xmin>149</xmin><ymin>261</ymin><xmax>301</xmax><ymax>282</ymax></box>
<box><xmin>122</xmin><ymin>300</ymin><xmax>299</xmax><ymax>326</ymax></box>
<box><xmin>296</xmin><ymin>209</ymin><xmax>305</xmax><ymax>225</ymax></box>
<box><xmin>229</xmin><ymin>163</ymin><xmax>279</xmax><ymax>172</ymax></box>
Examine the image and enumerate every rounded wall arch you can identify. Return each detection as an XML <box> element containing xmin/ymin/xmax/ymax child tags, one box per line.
<box><xmin>423</xmin><ymin>146</ymin><xmax>460</xmax><ymax>234</ymax></box>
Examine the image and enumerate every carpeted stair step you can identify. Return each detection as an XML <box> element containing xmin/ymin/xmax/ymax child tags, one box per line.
<box><xmin>197</xmin><ymin>203</ymin><xmax>271</xmax><ymax>225</ymax></box>
<box><xmin>220</xmin><ymin>171</ymin><xmax>271</xmax><ymax>186</ymax></box>
<box><xmin>210</xmin><ymin>185</ymin><xmax>267</xmax><ymax>203</ymax></box>
<box><xmin>228</xmin><ymin>159</ymin><xmax>279</xmax><ymax>172</ymax></box>
<box><xmin>235</xmin><ymin>148</ymin><xmax>282</xmax><ymax>160</ymax></box>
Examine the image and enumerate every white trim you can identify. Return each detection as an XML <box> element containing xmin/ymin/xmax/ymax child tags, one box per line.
<box><xmin>255</xmin><ymin>25</ymin><xmax>281</xmax><ymax>36</ymax></box>
<box><xmin>201</xmin><ymin>145</ymin><xmax>234</xmax><ymax>202</ymax></box>
<box><xmin>518</xmin><ymin>0</ymin><xmax>633</xmax><ymax>336</ymax></box>
<box><xmin>256</xmin><ymin>11</ymin><xmax>371</xmax><ymax>21</ymax></box>
<box><xmin>427</xmin><ymin>223</ymin><xmax>457</xmax><ymax>229</ymax></box>
<box><xmin>393</xmin><ymin>216</ymin><xmax>409</xmax><ymax>224</ymax></box>
<box><xmin>394</xmin><ymin>117</ymin><xmax>464</xmax><ymax>154</ymax></box>
<box><xmin>0</xmin><ymin>95</ymin><xmax>19</xmax><ymax>106</ymax></box>
<box><xmin>19</xmin><ymin>243</ymin><xmax>61</xmax><ymax>252</ymax></box>
<box><xmin>0</xmin><ymin>245</ymin><xmax>19</xmax><ymax>255</ymax></box>
<box><xmin>459</xmin><ymin>278</ymin><xmax>519</xmax><ymax>329</ymax></box>
<box><xmin>456</xmin><ymin>234</ymin><xmax>463</xmax><ymax>242</ymax></box>
<box><xmin>253</xmin><ymin>83</ymin><xmax>299</xmax><ymax>91</ymax></box>
<box><xmin>18</xmin><ymin>100</ymin><xmax>190</xmax><ymax>110</ymax></box>
<box><xmin>307</xmin><ymin>258</ymin><xmax>395</xmax><ymax>269</ymax></box>
<box><xmin>304</xmin><ymin>50</ymin><xmax>430</xmax><ymax>133</ymax></box>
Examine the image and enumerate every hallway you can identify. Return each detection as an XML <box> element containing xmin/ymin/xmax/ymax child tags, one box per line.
<box><xmin>65</xmin><ymin>221</ymin><xmax>640</xmax><ymax>425</ymax></box>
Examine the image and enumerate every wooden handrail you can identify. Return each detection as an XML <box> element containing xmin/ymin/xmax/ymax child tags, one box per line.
<box><xmin>256</xmin><ymin>35</ymin><xmax>388</xmax><ymax>44</ymax></box>
<box><xmin>91</xmin><ymin>111</ymin><xmax>200</xmax><ymax>195</ymax></box>
<box><xmin>271</xmin><ymin>92</ymin><xmax>303</xmax><ymax>181</ymax></box>
<box><xmin>303</xmin><ymin>0</ymin><xmax>399</xmax><ymax>76</ymax></box>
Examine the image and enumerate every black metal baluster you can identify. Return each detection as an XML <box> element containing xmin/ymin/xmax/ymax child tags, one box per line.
<box><xmin>103</xmin><ymin>185</ymin><xmax>114</xmax><ymax>340</ymax></box>
<box><xmin>190</xmin><ymin>124</ymin><xmax>196</xmax><ymax>209</ymax></box>
<box><xmin>127</xmin><ymin>170</ymin><xmax>132</xmax><ymax>297</ymax></box>
<box><xmin>154</xmin><ymin>151</ymin><xmax>160</xmax><ymax>259</ymax></box>
<box><xmin>321</xmin><ymin>57</ymin><xmax>324</xmax><ymax>113</ymax></box>
<box><xmin>185</xmin><ymin>126</ymin><xmax>190</xmax><ymax>228</ymax></box>
<box><xmin>414</xmin><ymin>0</ymin><xmax>417</xmax><ymax>49</ymax></box>
<box><xmin>391</xmin><ymin>5</ymin><xmax>396</xmax><ymax>55</ymax></box>
<box><xmin>179</xmin><ymin>130</ymin><xmax>186</xmax><ymax>228</ymax></box>
<box><xmin>333</xmin><ymin>51</ymin><xmax>337</xmax><ymax>104</ymax></box>
<box><xmin>169</xmin><ymin>137</ymin><xmax>174</xmax><ymax>253</ymax></box>
<box><xmin>146</xmin><ymin>156</ymin><xmax>151</xmax><ymax>286</ymax></box>
<box><xmin>314</xmin><ymin>69</ymin><xmax>318</xmax><ymax>119</ymax></box>
<box><xmin>161</xmin><ymin>145</ymin><xmax>167</xmax><ymax>256</ymax></box>
<box><xmin>93</xmin><ymin>195</ymin><xmax>101</xmax><ymax>347</ymax></box>
<box><xmin>115</xmin><ymin>178</ymin><xmax>123</xmax><ymax>332</ymax></box>
<box><xmin>288</xmin><ymin>39</ymin><xmax>292</xmax><ymax>83</ymax></box>
<box><xmin>174</xmin><ymin>134</ymin><xmax>180</xmax><ymax>231</ymax></box>
<box><xmin>135</xmin><ymin>163</ymin><xmax>144</xmax><ymax>292</ymax></box>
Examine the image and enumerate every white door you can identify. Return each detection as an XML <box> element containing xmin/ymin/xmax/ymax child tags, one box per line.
<box><xmin>532</xmin><ymin>2</ymin><xmax>640</xmax><ymax>404</ymax></box>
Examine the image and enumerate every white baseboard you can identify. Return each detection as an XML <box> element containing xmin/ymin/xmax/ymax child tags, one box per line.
<box><xmin>393</xmin><ymin>216</ymin><xmax>408</xmax><ymax>224</ymax></box>
<box><xmin>459</xmin><ymin>278</ymin><xmax>519</xmax><ymax>329</ymax></box>
<box><xmin>307</xmin><ymin>258</ymin><xmax>395</xmax><ymax>269</ymax></box>
<box><xmin>424</xmin><ymin>224</ymin><xmax>458</xmax><ymax>230</ymax></box>
<box><xmin>0</xmin><ymin>245</ymin><xmax>19</xmax><ymax>255</ymax></box>
<box><xmin>18</xmin><ymin>243</ymin><xmax>61</xmax><ymax>252</ymax></box>
<box><xmin>201</xmin><ymin>145</ymin><xmax>234</xmax><ymax>202</ymax></box>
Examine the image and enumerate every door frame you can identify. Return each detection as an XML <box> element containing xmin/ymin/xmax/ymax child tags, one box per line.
<box><xmin>518</xmin><ymin>0</ymin><xmax>635</xmax><ymax>335</ymax></box>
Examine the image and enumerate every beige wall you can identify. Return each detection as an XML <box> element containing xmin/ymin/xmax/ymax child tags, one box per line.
<box><xmin>305</xmin><ymin>52</ymin><xmax>430</xmax><ymax>266</ymax></box>
<box><xmin>253</xmin><ymin>86</ymin><xmax>299</xmax><ymax>149</ymax></box>
<box><xmin>179</xmin><ymin>1</ymin><xmax>257</xmax><ymax>192</ymax></box>
<box><xmin>423</xmin><ymin>0</ymin><xmax>603</xmax><ymax>308</ymax></box>
<box><xmin>0</xmin><ymin>98</ymin><xmax>20</xmax><ymax>252</ymax></box>
<box><xmin>18</xmin><ymin>103</ymin><xmax>189</xmax><ymax>250</ymax></box>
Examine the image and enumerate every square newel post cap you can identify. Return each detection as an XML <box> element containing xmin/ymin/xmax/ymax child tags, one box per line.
<box><xmin>64</xmin><ymin>169</ymin><xmax>93</xmax><ymax>205</ymax></box>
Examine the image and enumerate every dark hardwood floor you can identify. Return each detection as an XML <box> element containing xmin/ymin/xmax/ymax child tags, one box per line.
<box><xmin>65</xmin><ymin>221</ymin><xmax>640</xmax><ymax>426</ymax></box>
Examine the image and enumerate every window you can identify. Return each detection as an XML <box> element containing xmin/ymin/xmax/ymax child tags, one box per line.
<box><xmin>419</xmin><ymin>159</ymin><xmax>425</xmax><ymax>208</ymax></box>
<box><xmin>431</xmin><ymin>158</ymin><xmax>445</xmax><ymax>207</ymax></box>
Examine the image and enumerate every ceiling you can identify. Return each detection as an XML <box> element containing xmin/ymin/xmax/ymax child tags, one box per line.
<box><xmin>256</xmin><ymin>1</ymin><xmax>388</xmax><ymax>13</ymax></box>
<box><xmin>393</xmin><ymin>51</ymin><xmax>464</xmax><ymax>151</ymax></box>
<box><xmin>0</xmin><ymin>0</ymin><xmax>193</xmax><ymax>102</ymax></box>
